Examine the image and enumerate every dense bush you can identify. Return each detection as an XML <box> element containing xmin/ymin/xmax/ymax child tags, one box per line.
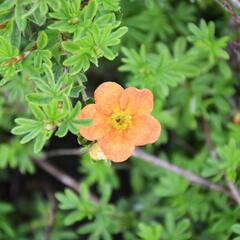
<box><xmin>1</xmin><ymin>0</ymin><xmax>240</xmax><ymax>239</ymax></box>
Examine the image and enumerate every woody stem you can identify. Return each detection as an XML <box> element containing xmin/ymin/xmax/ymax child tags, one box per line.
<box><xmin>201</xmin><ymin>118</ymin><xmax>240</xmax><ymax>205</ymax></box>
<box><xmin>133</xmin><ymin>149</ymin><xmax>232</xmax><ymax>198</ymax></box>
<box><xmin>4</xmin><ymin>45</ymin><xmax>37</xmax><ymax>65</ymax></box>
<box><xmin>41</xmin><ymin>147</ymin><xmax>237</xmax><ymax>203</ymax></box>
<box><xmin>33</xmin><ymin>157</ymin><xmax>99</xmax><ymax>202</ymax></box>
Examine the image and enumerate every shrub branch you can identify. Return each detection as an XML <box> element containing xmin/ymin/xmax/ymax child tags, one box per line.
<box><xmin>39</xmin><ymin>148</ymin><xmax>238</xmax><ymax>203</ymax></box>
<box><xmin>33</xmin><ymin>157</ymin><xmax>99</xmax><ymax>202</ymax></box>
<box><xmin>133</xmin><ymin>148</ymin><xmax>232</xmax><ymax>197</ymax></box>
<box><xmin>201</xmin><ymin>118</ymin><xmax>240</xmax><ymax>205</ymax></box>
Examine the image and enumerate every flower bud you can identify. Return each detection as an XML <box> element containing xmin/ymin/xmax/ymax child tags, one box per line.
<box><xmin>89</xmin><ymin>143</ymin><xmax>107</xmax><ymax>161</ymax></box>
<box><xmin>233</xmin><ymin>112</ymin><xmax>240</xmax><ymax>125</ymax></box>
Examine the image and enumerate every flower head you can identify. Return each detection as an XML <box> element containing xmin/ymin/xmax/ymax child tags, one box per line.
<box><xmin>78</xmin><ymin>82</ymin><xmax>161</xmax><ymax>162</ymax></box>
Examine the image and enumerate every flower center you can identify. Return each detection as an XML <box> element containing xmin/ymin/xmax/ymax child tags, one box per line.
<box><xmin>111</xmin><ymin>111</ymin><xmax>132</xmax><ymax>130</ymax></box>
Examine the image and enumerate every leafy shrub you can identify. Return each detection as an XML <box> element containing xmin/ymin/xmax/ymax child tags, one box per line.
<box><xmin>1</xmin><ymin>0</ymin><xmax>240</xmax><ymax>239</ymax></box>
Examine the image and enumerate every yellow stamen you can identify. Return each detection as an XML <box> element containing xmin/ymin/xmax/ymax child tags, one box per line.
<box><xmin>111</xmin><ymin>111</ymin><xmax>132</xmax><ymax>130</ymax></box>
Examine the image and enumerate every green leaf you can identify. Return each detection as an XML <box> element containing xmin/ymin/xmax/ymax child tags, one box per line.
<box><xmin>29</xmin><ymin>104</ymin><xmax>46</xmax><ymax>120</ymax></box>
<box><xmin>232</xmin><ymin>224</ymin><xmax>240</xmax><ymax>235</ymax></box>
<box><xmin>34</xmin><ymin>133</ymin><xmax>46</xmax><ymax>153</ymax></box>
<box><xmin>65</xmin><ymin>211</ymin><xmax>83</xmax><ymax>226</ymax></box>
<box><xmin>69</xmin><ymin>101</ymin><xmax>81</xmax><ymax>118</ymax></box>
<box><xmin>84</xmin><ymin>0</ymin><xmax>98</xmax><ymax>22</ymax></box>
<box><xmin>43</xmin><ymin>63</ymin><xmax>55</xmax><ymax>88</ymax></box>
<box><xmin>27</xmin><ymin>93</ymin><xmax>52</xmax><ymax>104</ymax></box>
<box><xmin>56</xmin><ymin>189</ymin><xmax>80</xmax><ymax>210</ymax></box>
<box><xmin>20</xmin><ymin>128</ymin><xmax>42</xmax><ymax>144</ymax></box>
<box><xmin>75</xmin><ymin>119</ymin><xmax>92</xmax><ymax>127</ymax></box>
<box><xmin>15</xmin><ymin>0</ymin><xmax>27</xmax><ymax>31</ymax></box>
<box><xmin>138</xmin><ymin>223</ymin><xmax>163</xmax><ymax>240</ymax></box>
<box><xmin>62</xmin><ymin>41</ymin><xmax>80</xmax><ymax>53</ymax></box>
<box><xmin>37</xmin><ymin>31</ymin><xmax>48</xmax><ymax>49</ymax></box>
<box><xmin>108</xmin><ymin>26</ymin><xmax>128</xmax><ymax>44</ymax></box>
<box><xmin>55</xmin><ymin>122</ymin><xmax>68</xmax><ymax>137</ymax></box>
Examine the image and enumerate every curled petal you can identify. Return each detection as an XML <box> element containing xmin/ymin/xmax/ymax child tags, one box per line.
<box><xmin>94</xmin><ymin>82</ymin><xmax>124</xmax><ymax>115</ymax></box>
<box><xmin>127</xmin><ymin>114</ymin><xmax>161</xmax><ymax>146</ymax></box>
<box><xmin>98</xmin><ymin>129</ymin><xmax>135</xmax><ymax>162</ymax></box>
<box><xmin>78</xmin><ymin>104</ymin><xmax>109</xmax><ymax>141</ymax></box>
<box><xmin>120</xmin><ymin>87</ymin><xmax>153</xmax><ymax>115</ymax></box>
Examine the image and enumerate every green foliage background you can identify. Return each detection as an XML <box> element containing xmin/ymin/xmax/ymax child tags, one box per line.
<box><xmin>1</xmin><ymin>0</ymin><xmax>240</xmax><ymax>239</ymax></box>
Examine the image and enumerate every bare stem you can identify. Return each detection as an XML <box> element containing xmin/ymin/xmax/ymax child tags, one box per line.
<box><xmin>42</xmin><ymin>144</ymin><xmax>240</xmax><ymax>203</ymax></box>
<box><xmin>43</xmin><ymin>148</ymin><xmax>235</xmax><ymax>201</ymax></box>
<box><xmin>231</xmin><ymin>0</ymin><xmax>240</xmax><ymax>8</ymax></box>
<box><xmin>214</xmin><ymin>0</ymin><xmax>240</xmax><ymax>24</ymax></box>
<box><xmin>228</xmin><ymin>182</ymin><xmax>240</xmax><ymax>204</ymax></box>
<box><xmin>201</xmin><ymin>118</ymin><xmax>240</xmax><ymax>205</ymax></box>
<box><xmin>0</xmin><ymin>21</ymin><xmax>8</xmax><ymax>29</ymax></box>
<box><xmin>133</xmin><ymin>148</ymin><xmax>232</xmax><ymax>197</ymax></box>
<box><xmin>33</xmin><ymin>158</ymin><xmax>99</xmax><ymax>202</ymax></box>
<box><xmin>44</xmin><ymin>189</ymin><xmax>57</xmax><ymax>240</ymax></box>
<box><xmin>201</xmin><ymin>118</ymin><xmax>218</xmax><ymax>161</ymax></box>
<box><xmin>4</xmin><ymin>45</ymin><xmax>37</xmax><ymax>65</ymax></box>
<box><xmin>46</xmin><ymin>148</ymin><xmax>87</xmax><ymax>158</ymax></box>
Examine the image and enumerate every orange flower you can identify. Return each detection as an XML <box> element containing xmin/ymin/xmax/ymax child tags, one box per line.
<box><xmin>78</xmin><ymin>82</ymin><xmax>161</xmax><ymax>162</ymax></box>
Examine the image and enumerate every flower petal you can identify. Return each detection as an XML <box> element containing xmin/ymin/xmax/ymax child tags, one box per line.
<box><xmin>120</xmin><ymin>87</ymin><xmax>153</xmax><ymax>115</ymax></box>
<box><xmin>94</xmin><ymin>82</ymin><xmax>124</xmax><ymax>115</ymax></box>
<box><xmin>78</xmin><ymin>104</ymin><xmax>109</xmax><ymax>141</ymax></box>
<box><xmin>98</xmin><ymin>129</ymin><xmax>135</xmax><ymax>162</ymax></box>
<box><xmin>126</xmin><ymin>114</ymin><xmax>161</xmax><ymax>146</ymax></box>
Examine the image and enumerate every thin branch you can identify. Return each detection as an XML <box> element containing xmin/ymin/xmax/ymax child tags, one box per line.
<box><xmin>46</xmin><ymin>148</ymin><xmax>87</xmax><ymax>158</ymax></box>
<box><xmin>44</xmin><ymin>148</ymin><xmax>234</xmax><ymax>200</ymax></box>
<box><xmin>228</xmin><ymin>182</ymin><xmax>240</xmax><ymax>204</ymax></box>
<box><xmin>201</xmin><ymin>118</ymin><xmax>240</xmax><ymax>204</ymax></box>
<box><xmin>33</xmin><ymin>158</ymin><xmax>80</xmax><ymax>191</ymax></box>
<box><xmin>231</xmin><ymin>0</ymin><xmax>240</xmax><ymax>8</ymax></box>
<box><xmin>201</xmin><ymin>118</ymin><xmax>218</xmax><ymax>161</ymax></box>
<box><xmin>33</xmin><ymin>158</ymin><xmax>99</xmax><ymax>202</ymax></box>
<box><xmin>44</xmin><ymin>189</ymin><xmax>57</xmax><ymax>240</ymax></box>
<box><xmin>43</xmin><ymin>147</ymin><xmax>240</xmax><ymax>203</ymax></box>
<box><xmin>133</xmin><ymin>148</ymin><xmax>232</xmax><ymax>197</ymax></box>
<box><xmin>4</xmin><ymin>45</ymin><xmax>37</xmax><ymax>65</ymax></box>
<box><xmin>0</xmin><ymin>21</ymin><xmax>8</xmax><ymax>29</ymax></box>
<box><xmin>79</xmin><ymin>80</ymin><xmax>89</xmax><ymax>103</ymax></box>
<box><xmin>214</xmin><ymin>0</ymin><xmax>240</xmax><ymax>24</ymax></box>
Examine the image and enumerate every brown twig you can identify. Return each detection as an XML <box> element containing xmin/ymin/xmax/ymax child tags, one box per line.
<box><xmin>201</xmin><ymin>118</ymin><xmax>240</xmax><ymax>204</ymax></box>
<box><xmin>201</xmin><ymin>118</ymin><xmax>218</xmax><ymax>161</ymax></box>
<box><xmin>44</xmin><ymin>189</ymin><xmax>57</xmax><ymax>240</ymax></box>
<box><xmin>33</xmin><ymin>158</ymin><xmax>80</xmax><ymax>191</ymax></box>
<box><xmin>33</xmin><ymin>158</ymin><xmax>99</xmax><ymax>202</ymax></box>
<box><xmin>43</xmin><ymin>148</ymin><xmax>234</xmax><ymax>200</ymax></box>
<box><xmin>133</xmin><ymin>148</ymin><xmax>232</xmax><ymax>197</ymax></box>
<box><xmin>46</xmin><ymin>148</ymin><xmax>86</xmax><ymax>158</ymax></box>
<box><xmin>0</xmin><ymin>21</ymin><xmax>8</xmax><ymax>30</ymax></box>
<box><xmin>4</xmin><ymin>45</ymin><xmax>37</xmax><ymax>65</ymax></box>
<box><xmin>231</xmin><ymin>0</ymin><xmax>240</xmax><ymax>8</ymax></box>
<box><xmin>39</xmin><ymin>145</ymin><xmax>240</xmax><ymax>204</ymax></box>
<box><xmin>228</xmin><ymin>181</ymin><xmax>240</xmax><ymax>204</ymax></box>
<box><xmin>214</xmin><ymin>0</ymin><xmax>240</xmax><ymax>24</ymax></box>
<box><xmin>79</xmin><ymin>80</ymin><xmax>89</xmax><ymax>103</ymax></box>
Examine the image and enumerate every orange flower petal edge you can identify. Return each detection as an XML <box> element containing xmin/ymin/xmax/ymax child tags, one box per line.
<box><xmin>78</xmin><ymin>82</ymin><xmax>161</xmax><ymax>162</ymax></box>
